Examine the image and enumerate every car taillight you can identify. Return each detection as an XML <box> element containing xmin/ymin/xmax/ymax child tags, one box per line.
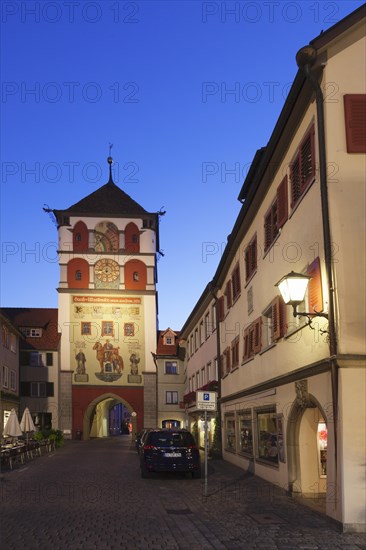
<box><xmin>143</xmin><ymin>444</ymin><xmax>156</xmax><ymax>450</ymax></box>
<box><xmin>187</xmin><ymin>444</ymin><xmax>197</xmax><ymax>449</ymax></box>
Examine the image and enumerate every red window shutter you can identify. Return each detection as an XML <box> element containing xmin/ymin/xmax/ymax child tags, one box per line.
<box><xmin>300</xmin><ymin>128</ymin><xmax>315</xmax><ymax>191</ymax></box>
<box><xmin>307</xmin><ymin>257</ymin><xmax>323</xmax><ymax>313</ymax></box>
<box><xmin>276</xmin><ymin>176</ymin><xmax>288</xmax><ymax>229</ymax></box>
<box><xmin>264</xmin><ymin>210</ymin><xmax>272</xmax><ymax>252</ymax></box>
<box><xmin>225</xmin><ymin>280</ymin><xmax>232</xmax><ymax>308</ymax></box>
<box><xmin>253</xmin><ymin>318</ymin><xmax>262</xmax><ymax>354</ymax></box>
<box><xmin>272</xmin><ymin>296</ymin><xmax>286</xmax><ymax>340</ymax></box>
<box><xmin>290</xmin><ymin>156</ymin><xmax>300</xmax><ymax>207</ymax></box>
<box><xmin>344</xmin><ymin>94</ymin><xmax>366</xmax><ymax>153</ymax></box>
<box><xmin>243</xmin><ymin>328</ymin><xmax>249</xmax><ymax>361</ymax></box>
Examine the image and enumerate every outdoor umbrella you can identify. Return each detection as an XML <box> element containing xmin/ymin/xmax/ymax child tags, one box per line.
<box><xmin>3</xmin><ymin>408</ymin><xmax>23</xmax><ymax>439</ymax></box>
<box><xmin>20</xmin><ymin>407</ymin><xmax>36</xmax><ymax>441</ymax></box>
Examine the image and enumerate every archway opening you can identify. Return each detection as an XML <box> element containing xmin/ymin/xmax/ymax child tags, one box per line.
<box><xmin>82</xmin><ymin>393</ymin><xmax>137</xmax><ymax>440</ymax></box>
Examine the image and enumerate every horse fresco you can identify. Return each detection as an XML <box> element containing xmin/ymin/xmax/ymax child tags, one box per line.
<box><xmin>92</xmin><ymin>341</ymin><xmax>124</xmax><ymax>373</ymax></box>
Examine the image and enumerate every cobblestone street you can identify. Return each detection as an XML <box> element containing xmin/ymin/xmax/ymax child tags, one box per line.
<box><xmin>1</xmin><ymin>437</ymin><xmax>365</xmax><ymax>550</ymax></box>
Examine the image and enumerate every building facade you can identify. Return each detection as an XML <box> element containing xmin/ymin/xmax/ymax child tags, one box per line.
<box><xmin>48</xmin><ymin>159</ymin><xmax>162</xmax><ymax>439</ymax></box>
<box><xmin>2</xmin><ymin>308</ymin><xmax>61</xmax><ymax>432</ymax></box>
<box><xmin>181</xmin><ymin>7</ymin><xmax>365</xmax><ymax>532</ymax></box>
<box><xmin>154</xmin><ymin>328</ymin><xmax>186</xmax><ymax>429</ymax></box>
<box><xmin>0</xmin><ymin>310</ymin><xmax>21</xmax><ymax>428</ymax></box>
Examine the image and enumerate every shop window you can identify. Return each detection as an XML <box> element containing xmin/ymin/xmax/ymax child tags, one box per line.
<box><xmin>256</xmin><ymin>408</ymin><xmax>278</xmax><ymax>464</ymax></box>
<box><xmin>162</xmin><ymin>420</ymin><xmax>181</xmax><ymax>429</ymax></box>
<box><xmin>225</xmin><ymin>415</ymin><xmax>236</xmax><ymax>452</ymax></box>
<box><xmin>239</xmin><ymin>410</ymin><xmax>253</xmax><ymax>455</ymax></box>
<box><xmin>317</xmin><ymin>421</ymin><xmax>327</xmax><ymax>477</ymax></box>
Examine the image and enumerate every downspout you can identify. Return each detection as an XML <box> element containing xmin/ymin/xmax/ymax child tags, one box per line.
<box><xmin>208</xmin><ymin>283</ymin><xmax>223</xmax><ymax>459</ymax></box>
<box><xmin>151</xmin><ymin>352</ymin><xmax>159</xmax><ymax>429</ymax></box>
<box><xmin>296</xmin><ymin>46</ymin><xmax>338</xmax><ymax>478</ymax></box>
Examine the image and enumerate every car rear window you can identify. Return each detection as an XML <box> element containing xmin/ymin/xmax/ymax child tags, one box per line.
<box><xmin>148</xmin><ymin>432</ymin><xmax>195</xmax><ymax>448</ymax></box>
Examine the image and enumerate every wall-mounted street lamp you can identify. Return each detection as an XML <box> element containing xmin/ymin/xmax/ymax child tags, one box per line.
<box><xmin>275</xmin><ymin>271</ymin><xmax>328</xmax><ymax>332</ymax></box>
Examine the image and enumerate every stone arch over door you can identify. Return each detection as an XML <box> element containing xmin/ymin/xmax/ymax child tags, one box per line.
<box><xmin>82</xmin><ymin>393</ymin><xmax>137</xmax><ymax>440</ymax></box>
<box><xmin>286</xmin><ymin>393</ymin><xmax>328</xmax><ymax>497</ymax></box>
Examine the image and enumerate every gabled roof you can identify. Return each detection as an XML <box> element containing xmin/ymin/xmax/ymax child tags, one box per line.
<box><xmin>156</xmin><ymin>329</ymin><xmax>181</xmax><ymax>356</ymax></box>
<box><xmin>53</xmin><ymin>180</ymin><xmax>150</xmax><ymax>221</ymax></box>
<box><xmin>2</xmin><ymin>308</ymin><xmax>60</xmax><ymax>351</ymax></box>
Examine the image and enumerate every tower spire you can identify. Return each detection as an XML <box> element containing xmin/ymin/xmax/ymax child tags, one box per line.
<box><xmin>107</xmin><ymin>143</ymin><xmax>114</xmax><ymax>184</ymax></box>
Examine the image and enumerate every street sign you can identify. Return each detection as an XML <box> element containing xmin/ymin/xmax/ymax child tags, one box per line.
<box><xmin>196</xmin><ymin>391</ymin><xmax>217</xmax><ymax>411</ymax></box>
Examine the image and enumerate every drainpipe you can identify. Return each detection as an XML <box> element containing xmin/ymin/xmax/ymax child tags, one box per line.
<box><xmin>296</xmin><ymin>46</ymin><xmax>338</xmax><ymax>478</ymax></box>
<box><xmin>208</xmin><ymin>283</ymin><xmax>223</xmax><ymax>459</ymax></box>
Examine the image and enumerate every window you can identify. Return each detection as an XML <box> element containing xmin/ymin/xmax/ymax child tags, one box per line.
<box><xmin>239</xmin><ymin>410</ymin><xmax>253</xmax><ymax>455</ymax></box>
<box><xmin>204</xmin><ymin>312</ymin><xmax>211</xmax><ymax>339</ymax></box>
<box><xmin>225</xmin><ymin>280</ymin><xmax>232</xmax><ymax>309</ymax></box>
<box><xmin>133</xmin><ymin>271</ymin><xmax>139</xmax><ymax>281</ymax></box>
<box><xmin>21</xmin><ymin>327</ymin><xmax>42</xmax><ymax>338</ymax></box>
<box><xmin>10</xmin><ymin>370</ymin><xmax>16</xmax><ymax>391</ymax></box>
<box><xmin>102</xmin><ymin>321</ymin><xmax>114</xmax><ymax>336</ymax></box>
<box><xmin>231</xmin><ymin>263</ymin><xmax>241</xmax><ymax>301</ymax></box>
<box><xmin>225</xmin><ymin>415</ymin><xmax>236</xmax><ymax>451</ymax></box>
<box><xmin>207</xmin><ymin>361</ymin><xmax>212</xmax><ymax>381</ymax></box>
<box><xmin>262</xmin><ymin>296</ymin><xmax>286</xmax><ymax>347</ymax></box>
<box><xmin>194</xmin><ymin>328</ymin><xmax>198</xmax><ymax>351</ymax></box>
<box><xmin>290</xmin><ymin>126</ymin><xmax>315</xmax><ymax>208</ymax></box>
<box><xmin>196</xmin><ymin>370</ymin><xmax>200</xmax><ymax>388</ymax></box>
<box><xmin>243</xmin><ymin>318</ymin><xmax>261</xmax><ymax>361</ymax></box>
<box><xmin>231</xmin><ymin>336</ymin><xmax>239</xmax><ymax>369</ymax></box>
<box><xmin>29</xmin><ymin>382</ymin><xmax>54</xmax><ymax>397</ymax></box>
<box><xmin>264</xmin><ymin>177</ymin><xmax>288</xmax><ymax>253</ymax></box>
<box><xmin>30</xmin><ymin>352</ymin><xmax>44</xmax><ymax>367</ymax></box>
<box><xmin>256</xmin><ymin>408</ymin><xmax>278</xmax><ymax>464</ymax></box>
<box><xmin>201</xmin><ymin>366</ymin><xmax>206</xmax><ymax>386</ymax></box>
<box><xmin>124</xmin><ymin>323</ymin><xmax>134</xmax><ymax>337</ymax></box>
<box><xmin>344</xmin><ymin>94</ymin><xmax>366</xmax><ymax>153</ymax></box>
<box><xmin>212</xmin><ymin>304</ymin><xmax>217</xmax><ymax>331</ymax></box>
<box><xmin>164</xmin><ymin>336</ymin><xmax>173</xmax><ymax>345</ymax></box>
<box><xmin>245</xmin><ymin>234</ymin><xmax>257</xmax><ymax>282</ymax></box>
<box><xmin>2</xmin><ymin>366</ymin><xmax>9</xmax><ymax>388</ymax></box>
<box><xmin>165</xmin><ymin>361</ymin><xmax>178</xmax><ymax>374</ymax></box>
<box><xmin>217</xmin><ymin>296</ymin><xmax>225</xmax><ymax>322</ymax></box>
<box><xmin>199</xmin><ymin>321</ymin><xmax>204</xmax><ymax>345</ymax></box>
<box><xmin>81</xmin><ymin>322</ymin><xmax>91</xmax><ymax>335</ymax></box>
<box><xmin>75</xmin><ymin>270</ymin><xmax>82</xmax><ymax>281</ymax></box>
<box><xmin>166</xmin><ymin>391</ymin><xmax>178</xmax><ymax>404</ymax></box>
<box><xmin>75</xmin><ymin>233</ymin><xmax>82</xmax><ymax>241</ymax></box>
<box><xmin>224</xmin><ymin>347</ymin><xmax>231</xmax><ymax>375</ymax></box>
<box><xmin>10</xmin><ymin>333</ymin><xmax>16</xmax><ymax>353</ymax></box>
<box><xmin>46</xmin><ymin>353</ymin><xmax>53</xmax><ymax>367</ymax></box>
<box><xmin>214</xmin><ymin>357</ymin><xmax>218</xmax><ymax>380</ymax></box>
<box><xmin>247</xmin><ymin>286</ymin><xmax>254</xmax><ymax>315</ymax></box>
<box><xmin>2</xmin><ymin>325</ymin><xmax>9</xmax><ymax>348</ymax></box>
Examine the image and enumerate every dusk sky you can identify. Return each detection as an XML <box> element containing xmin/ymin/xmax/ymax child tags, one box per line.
<box><xmin>1</xmin><ymin>0</ymin><xmax>364</xmax><ymax>330</ymax></box>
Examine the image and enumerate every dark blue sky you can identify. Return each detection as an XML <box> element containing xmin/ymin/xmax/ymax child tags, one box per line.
<box><xmin>1</xmin><ymin>0</ymin><xmax>364</xmax><ymax>329</ymax></box>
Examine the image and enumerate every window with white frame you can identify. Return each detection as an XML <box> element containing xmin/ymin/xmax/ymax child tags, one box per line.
<box><xmin>201</xmin><ymin>366</ymin><xmax>206</xmax><ymax>386</ymax></box>
<box><xmin>21</xmin><ymin>327</ymin><xmax>42</xmax><ymax>337</ymax></box>
<box><xmin>2</xmin><ymin>366</ymin><xmax>9</xmax><ymax>388</ymax></box>
<box><xmin>165</xmin><ymin>361</ymin><xmax>178</xmax><ymax>374</ymax></box>
<box><xmin>10</xmin><ymin>333</ymin><xmax>16</xmax><ymax>353</ymax></box>
<box><xmin>166</xmin><ymin>391</ymin><xmax>178</xmax><ymax>405</ymax></box>
<box><xmin>31</xmin><ymin>382</ymin><xmax>47</xmax><ymax>397</ymax></box>
<box><xmin>10</xmin><ymin>370</ymin><xmax>16</xmax><ymax>391</ymax></box>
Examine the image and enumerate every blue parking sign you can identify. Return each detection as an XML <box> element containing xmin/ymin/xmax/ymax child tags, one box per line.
<box><xmin>204</xmin><ymin>393</ymin><xmax>210</xmax><ymax>401</ymax></box>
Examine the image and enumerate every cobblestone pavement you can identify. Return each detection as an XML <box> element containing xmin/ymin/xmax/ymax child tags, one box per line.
<box><xmin>1</xmin><ymin>437</ymin><xmax>365</xmax><ymax>550</ymax></box>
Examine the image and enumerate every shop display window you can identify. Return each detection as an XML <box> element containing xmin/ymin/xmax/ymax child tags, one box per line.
<box><xmin>256</xmin><ymin>408</ymin><xmax>279</xmax><ymax>464</ymax></box>
<box><xmin>225</xmin><ymin>415</ymin><xmax>236</xmax><ymax>451</ymax></box>
<box><xmin>317</xmin><ymin>421</ymin><xmax>327</xmax><ymax>476</ymax></box>
<box><xmin>239</xmin><ymin>410</ymin><xmax>253</xmax><ymax>455</ymax></box>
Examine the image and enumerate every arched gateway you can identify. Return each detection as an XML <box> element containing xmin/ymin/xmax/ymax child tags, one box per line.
<box><xmin>82</xmin><ymin>393</ymin><xmax>137</xmax><ymax>440</ymax></box>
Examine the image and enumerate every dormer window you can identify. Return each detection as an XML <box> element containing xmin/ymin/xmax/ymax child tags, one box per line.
<box><xmin>21</xmin><ymin>327</ymin><xmax>42</xmax><ymax>338</ymax></box>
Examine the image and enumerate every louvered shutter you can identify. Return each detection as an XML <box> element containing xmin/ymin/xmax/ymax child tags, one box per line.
<box><xmin>276</xmin><ymin>176</ymin><xmax>288</xmax><ymax>229</ymax></box>
<box><xmin>344</xmin><ymin>94</ymin><xmax>366</xmax><ymax>153</ymax></box>
<box><xmin>300</xmin><ymin>129</ymin><xmax>315</xmax><ymax>191</ymax></box>
<box><xmin>253</xmin><ymin>318</ymin><xmax>262</xmax><ymax>354</ymax></box>
<box><xmin>307</xmin><ymin>257</ymin><xmax>323</xmax><ymax>313</ymax></box>
<box><xmin>217</xmin><ymin>297</ymin><xmax>225</xmax><ymax>322</ymax></box>
<box><xmin>290</xmin><ymin>156</ymin><xmax>301</xmax><ymax>207</ymax></box>
<box><xmin>272</xmin><ymin>296</ymin><xmax>286</xmax><ymax>340</ymax></box>
<box><xmin>264</xmin><ymin>210</ymin><xmax>272</xmax><ymax>252</ymax></box>
<box><xmin>243</xmin><ymin>328</ymin><xmax>250</xmax><ymax>360</ymax></box>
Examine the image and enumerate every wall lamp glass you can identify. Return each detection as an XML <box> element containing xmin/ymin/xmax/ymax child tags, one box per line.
<box><xmin>275</xmin><ymin>271</ymin><xmax>328</xmax><ymax>332</ymax></box>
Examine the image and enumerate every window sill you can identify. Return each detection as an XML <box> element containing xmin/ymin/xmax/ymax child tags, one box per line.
<box><xmin>231</xmin><ymin>365</ymin><xmax>239</xmax><ymax>373</ymax></box>
<box><xmin>241</xmin><ymin>356</ymin><xmax>254</xmax><ymax>366</ymax></box>
<box><xmin>259</xmin><ymin>343</ymin><xmax>276</xmax><ymax>355</ymax></box>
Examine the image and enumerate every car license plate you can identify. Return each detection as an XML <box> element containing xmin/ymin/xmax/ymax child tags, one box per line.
<box><xmin>164</xmin><ymin>452</ymin><xmax>181</xmax><ymax>457</ymax></box>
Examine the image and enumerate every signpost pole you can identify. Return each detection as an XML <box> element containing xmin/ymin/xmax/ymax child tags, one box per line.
<box><xmin>204</xmin><ymin>410</ymin><xmax>208</xmax><ymax>497</ymax></box>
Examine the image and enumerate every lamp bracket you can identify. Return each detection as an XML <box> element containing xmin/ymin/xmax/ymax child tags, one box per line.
<box><xmin>292</xmin><ymin>306</ymin><xmax>329</xmax><ymax>334</ymax></box>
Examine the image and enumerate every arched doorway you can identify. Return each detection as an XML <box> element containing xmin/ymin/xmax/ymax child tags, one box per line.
<box><xmin>82</xmin><ymin>393</ymin><xmax>137</xmax><ymax>440</ymax></box>
<box><xmin>287</xmin><ymin>396</ymin><xmax>328</xmax><ymax>499</ymax></box>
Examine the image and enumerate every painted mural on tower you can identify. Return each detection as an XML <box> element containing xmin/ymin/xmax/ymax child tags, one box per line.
<box><xmin>70</xmin><ymin>295</ymin><xmax>144</xmax><ymax>385</ymax></box>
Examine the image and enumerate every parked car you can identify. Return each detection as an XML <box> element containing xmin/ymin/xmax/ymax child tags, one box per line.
<box><xmin>140</xmin><ymin>429</ymin><xmax>201</xmax><ymax>478</ymax></box>
<box><xmin>135</xmin><ymin>428</ymin><xmax>152</xmax><ymax>454</ymax></box>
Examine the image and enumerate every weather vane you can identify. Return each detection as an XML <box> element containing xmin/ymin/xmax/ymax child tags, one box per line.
<box><xmin>107</xmin><ymin>143</ymin><xmax>114</xmax><ymax>182</ymax></box>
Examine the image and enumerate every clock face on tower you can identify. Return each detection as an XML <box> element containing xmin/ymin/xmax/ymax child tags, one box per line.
<box><xmin>94</xmin><ymin>259</ymin><xmax>119</xmax><ymax>283</ymax></box>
